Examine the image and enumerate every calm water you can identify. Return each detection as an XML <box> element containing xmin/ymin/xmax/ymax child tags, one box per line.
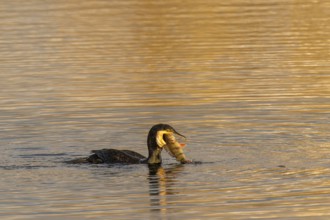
<box><xmin>1</xmin><ymin>0</ymin><xmax>329</xmax><ymax>219</ymax></box>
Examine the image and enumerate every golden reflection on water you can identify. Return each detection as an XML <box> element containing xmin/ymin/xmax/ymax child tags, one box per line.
<box><xmin>0</xmin><ymin>0</ymin><xmax>330</xmax><ymax>219</ymax></box>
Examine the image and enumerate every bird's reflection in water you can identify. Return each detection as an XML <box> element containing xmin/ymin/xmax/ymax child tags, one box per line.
<box><xmin>148</xmin><ymin>163</ymin><xmax>185</xmax><ymax>217</ymax></box>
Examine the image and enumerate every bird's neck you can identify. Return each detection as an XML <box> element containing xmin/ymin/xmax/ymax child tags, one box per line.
<box><xmin>147</xmin><ymin>147</ymin><xmax>162</xmax><ymax>164</ymax></box>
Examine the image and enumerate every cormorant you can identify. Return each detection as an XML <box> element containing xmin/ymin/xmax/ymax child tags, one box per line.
<box><xmin>68</xmin><ymin>124</ymin><xmax>187</xmax><ymax>164</ymax></box>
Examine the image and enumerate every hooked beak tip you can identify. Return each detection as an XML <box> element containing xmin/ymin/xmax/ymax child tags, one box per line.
<box><xmin>173</xmin><ymin>130</ymin><xmax>186</xmax><ymax>140</ymax></box>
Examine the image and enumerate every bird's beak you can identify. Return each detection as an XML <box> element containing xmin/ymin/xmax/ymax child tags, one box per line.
<box><xmin>156</xmin><ymin>129</ymin><xmax>186</xmax><ymax>148</ymax></box>
<box><xmin>172</xmin><ymin>129</ymin><xmax>186</xmax><ymax>140</ymax></box>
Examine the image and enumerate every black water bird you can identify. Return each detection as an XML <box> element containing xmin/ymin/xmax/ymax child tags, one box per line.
<box><xmin>68</xmin><ymin>124</ymin><xmax>186</xmax><ymax>165</ymax></box>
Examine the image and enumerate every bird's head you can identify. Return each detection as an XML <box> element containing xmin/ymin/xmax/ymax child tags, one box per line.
<box><xmin>146</xmin><ymin>123</ymin><xmax>185</xmax><ymax>164</ymax></box>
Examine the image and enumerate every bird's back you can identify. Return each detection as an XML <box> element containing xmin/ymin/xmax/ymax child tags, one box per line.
<box><xmin>89</xmin><ymin>149</ymin><xmax>146</xmax><ymax>164</ymax></box>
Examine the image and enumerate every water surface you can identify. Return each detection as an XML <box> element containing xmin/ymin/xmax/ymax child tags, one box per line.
<box><xmin>0</xmin><ymin>0</ymin><xmax>329</xmax><ymax>219</ymax></box>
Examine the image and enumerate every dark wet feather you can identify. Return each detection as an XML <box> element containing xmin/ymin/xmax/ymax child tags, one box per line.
<box><xmin>89</xmin><ymin>149</ymin><xmax>146</xmax><ymax>164</ymax></box>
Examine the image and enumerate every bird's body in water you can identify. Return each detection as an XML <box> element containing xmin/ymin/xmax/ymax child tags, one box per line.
<box><xmin>86</xmin><ymin>149</ymin><xmax>146</xmax><ymax>164</ymax></box>
<box><xmin>68</xmin><ymin>124</ymin><xmax>191</xmax><ymax>165</ymax></box>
